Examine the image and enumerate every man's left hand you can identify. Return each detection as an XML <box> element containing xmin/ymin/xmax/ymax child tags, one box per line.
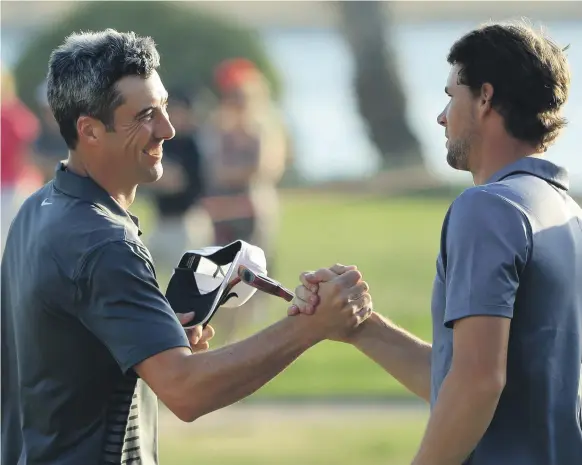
<box><xmin>177</xmin><ymin>312</ymin><xmax>215</xmax><ymax>352</ymax></box>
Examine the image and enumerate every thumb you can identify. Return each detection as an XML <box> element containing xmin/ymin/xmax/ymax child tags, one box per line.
<box><xmin>177</xmin><ymin>311</ymin><xmax>195</xmax><ymax>325</ymax></box>
<box><xmin>329</xmin><ymin>264</ymin><xmax>358</xmax><ymax>275</ymax></box>
<box><xmin>304</xmin><ymin>268</ymin><xmax>340</xmax><ymax>284</ymax></box>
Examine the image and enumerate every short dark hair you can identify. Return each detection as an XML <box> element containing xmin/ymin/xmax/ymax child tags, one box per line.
<box><xmin>47</xmin><ymin>29</ymin><xmax>160</xmax><ymax>150</ymax></box>
<box><xmin>447</xmin><ymin>21</ymin><xmax>570</xmax><ymax>151</ymax></box>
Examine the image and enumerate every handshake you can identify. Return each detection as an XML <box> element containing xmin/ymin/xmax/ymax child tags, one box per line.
<box><xmin>285</xmin><ymin>264</ymin><xmax>374</xmax><ymax>343</ymax></box>
<box><xmin>178</xmin><ymin>263</ymin><xmax>374</xmax><ymax>351</ymax></box>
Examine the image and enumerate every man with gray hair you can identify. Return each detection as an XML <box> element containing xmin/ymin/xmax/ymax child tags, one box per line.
<box><xmin>0</xmin><ymin>29</ymin><xmax>372</xmax><ymax>465</ymax></box>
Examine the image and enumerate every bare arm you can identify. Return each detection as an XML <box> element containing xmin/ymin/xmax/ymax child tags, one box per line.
<box><xmin>349</xmin><ymin>312</ymin><xmax>432</xmax><ymax>402</ymax></box>
<box><xmin>411</xmin><ymin>316</ymin><xmax>509</xmax><ymax>465</ymax></box>
<box><xmin>135</xmin><ymin>270</ymin><xmax>372</xmax><ymax>422</ymax></box>
<box><xmin>135</xmin><ymin>316</ymin><xmax>316</xmax><ymax>422</ymax></box>
<box><xmin>291</xmin><ymin>269</ymin><xmax>432</xmax><ymax>401</ymax></box>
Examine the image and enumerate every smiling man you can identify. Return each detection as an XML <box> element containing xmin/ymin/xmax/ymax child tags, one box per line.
<box><xmin>0</xmin><ymin>30</ymin><xmax>373</xmax><ymax>465</ymax></box>
<box><xmin>291</xmin><ymin>21</ymin><xmax>582</xmax><ymax>465</ymax></box>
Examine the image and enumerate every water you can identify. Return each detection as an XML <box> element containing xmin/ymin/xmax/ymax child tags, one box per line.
<box><xmin>3</xmin><ymin>21</ymin><xmax>581</xmax><ymax>192</ymax></box>
<box><xmin>262</xmin><ymin>21</ymin><xmax>582</xmax><ymax>192</ymax></box>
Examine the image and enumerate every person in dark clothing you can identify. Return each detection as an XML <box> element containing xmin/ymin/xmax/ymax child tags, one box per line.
<box><xmin>145</xmin><ymin>91</ymin><xmax>212</xmax><ymax>276</ymax></box>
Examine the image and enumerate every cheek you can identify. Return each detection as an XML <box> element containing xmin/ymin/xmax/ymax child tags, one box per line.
<box><xmin>125</xmin><ymin>123</ymin><xmax>153</xmax><ymax>150</ymax></box>
<box><xmin>446</xmin><ymin>100</ymin><xmax>464</xmax><ymax>135</ymax></box>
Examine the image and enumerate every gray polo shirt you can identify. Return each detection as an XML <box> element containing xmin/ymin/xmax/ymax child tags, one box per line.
<box><xmin>1</xmin><ymin>164</ymin><xmax>190</xmax><ymax>465</ymax></box>
<box><xmin>431</xmin><ymin>157</ymin><xmax>582</xmax><ymax>464</ymax></box>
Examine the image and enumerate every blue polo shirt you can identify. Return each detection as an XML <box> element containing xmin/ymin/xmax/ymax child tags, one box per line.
<box><xmin>1</xmin><ymin>164</ymin><xmax>190</xmax><ymax>465</ymax></box>
<box><xmin>431</xmin><ymin>157</ymin><xmax>582</xmax><ymax>464</ymax></box>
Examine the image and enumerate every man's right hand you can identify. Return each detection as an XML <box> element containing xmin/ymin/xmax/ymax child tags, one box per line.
<box><xmin>290</xmin><ymin>265</ymin><xmax>372</xmax><ymax>342</ymax></box>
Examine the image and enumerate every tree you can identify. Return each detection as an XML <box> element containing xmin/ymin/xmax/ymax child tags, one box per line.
<box><xmin>14</xmin><ymin>1</ymin><xmax>281</xmax><ymax>113</ymax></box>
<box><xmin>336</xmin><ymin>1</ymin><xmax>425</xmax><ymax>170</ymax></box>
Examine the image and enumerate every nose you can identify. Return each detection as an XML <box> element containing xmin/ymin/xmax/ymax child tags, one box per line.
<box><xmin>157</xmin><ymin>111</ymin><xmax>176</xmax><ymax>141</ymax></box>
<box><xmin>437</xmin><ymin>109</ymin><xmax>447</xmax><ymax>128</ymax></box>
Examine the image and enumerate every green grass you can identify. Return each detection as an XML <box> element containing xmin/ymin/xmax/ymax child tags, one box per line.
<box><xmin>159</xmin><ymin>407</ymin><xmax>429</xmax><ymax>465</ymax></box>
<box><xmin>250</xmin><ymin>193</ymin><xmax>451</xmax><ymax>399</ymax></box>
<box><xmin>135</xmin><ymin>191</ymin><xmax>453</xmax><ymax>399</ymax></box>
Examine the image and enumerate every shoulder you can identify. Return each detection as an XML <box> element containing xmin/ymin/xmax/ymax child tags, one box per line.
<box><xmin>440</xmin><ymin>184</ymin><xmax>532</xmax><ymax>259</ymax></box>
<box><xmin>77</xmin><ymin>238</ymin><xmax>154</xmax><ymax>289</ymax></box>
<box><xmin>448</xmin><ymin>184</ymin><xmax>530</xmax><ymax>227</ymax></box>
<box><xmin>42</xmin><ymin>197</ymin><xmax>146</xmax><ymax>280</ymax></box>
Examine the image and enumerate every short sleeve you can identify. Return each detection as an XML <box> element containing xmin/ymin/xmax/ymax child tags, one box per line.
<box><xmin>443</xmin><ymin>188</ymin><xmax>531</xmax><ymax>328</ymax></box>
<box><xmin>77</xmin><ymin>240</ymin><xmax>190</xmax><ymax>373</ymax></box>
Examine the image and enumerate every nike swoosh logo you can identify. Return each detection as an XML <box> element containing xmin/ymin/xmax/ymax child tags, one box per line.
<box><xmin>41</xmin><ymin>199</ymin><xmax>52</xmax><ymax>206</ymax></box>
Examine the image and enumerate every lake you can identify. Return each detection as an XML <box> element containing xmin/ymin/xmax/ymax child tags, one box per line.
<box><xmin>262</xmin><ymin>21</ymin><xmax>582</xmax><ymax>192</ymax></box>
<box><xmin>3</xmin><ymin>20</ymin><xmax>581</xmax><ymax>192</ymax></box>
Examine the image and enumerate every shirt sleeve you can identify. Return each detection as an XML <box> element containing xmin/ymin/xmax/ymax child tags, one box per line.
<box><xmin>77</xmin><ymin>240</ymin><xmax>191</xmax><ymax>373</ymax></box>
<box><xmin>443</xmin><ymin>188</ymin><xmax>531</xmax><ymax>328</ymax></box>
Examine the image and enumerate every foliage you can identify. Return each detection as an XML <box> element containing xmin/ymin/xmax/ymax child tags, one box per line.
<box><xmin>14</xmin><ymin>1</ymin><xmax>280</xmax><ymax>112</ymax></box>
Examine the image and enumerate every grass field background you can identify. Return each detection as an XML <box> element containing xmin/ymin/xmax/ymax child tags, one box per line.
<box><xmin>137</xmin><ymin>191</ymin><xmax>453</xmax><ymax>399</ymax></box>
<box><xmin>158</xmin><ymin>405</ymin><xmax>429</xmax><ymax>465</ymax></box>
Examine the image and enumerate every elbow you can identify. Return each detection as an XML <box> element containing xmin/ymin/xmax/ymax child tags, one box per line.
<box><xmin>171</xmin><ymin>405</ymin><xmax>201</xmax><ymax>423</ymax></box>
<box><xmin>452</xmin><ymin>365</ymin><xmax>506</xmax><ymax>399</ymax></box>
<box><xmin>474</xmin><ymin>373</ymin><xmax>506</xmax><ymax>401</ymax></box>
<box><xmin>159</xmin><ymin>368</ymin><xmax>207</xmax><ymax>423</ymax></box>
<box><xmin>165</xmin><ymin>394</ymin><xmax>206</xmax><ymax>423</ymax></box>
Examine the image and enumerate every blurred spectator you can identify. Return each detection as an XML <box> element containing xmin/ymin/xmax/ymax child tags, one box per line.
<box><xmin>31</xmin><ymin>81</ymin><xmax>69</xmax><ymax>182</ymax></box>
<box><xmin>1</xmin><ymin>65</ymin><xmax>41</xmax><ymax>252</ymax></box>
<box><xmin>199</xmin><ymin>58</ymin><xmax>289</xmax><ymax>342</ymax></box>
<box><xmin>145</xmin><ymin>90</ymin><xmax>211</xmax><ymax>275</ymax></box>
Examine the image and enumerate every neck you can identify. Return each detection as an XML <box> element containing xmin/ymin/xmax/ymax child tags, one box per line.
<box><xmin>66</xmin><ymin>152</ymin><xmax>137</xmax><ymax>210</ymax></box>
<box><xmin>470</xmin><ymin>136</ymin><xmax>541</xmax><ymax>185</ymax></box>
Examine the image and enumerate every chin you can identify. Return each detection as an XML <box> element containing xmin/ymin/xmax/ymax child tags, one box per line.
<box><xmin>140</xmin><ymin>162</ymin><xmax>164</xmax><ymax>184</ymax></box>
<box><xmin>446</xmin><ymin>148</ymin><xmax>470</xmax><ymax>172</ymax></box>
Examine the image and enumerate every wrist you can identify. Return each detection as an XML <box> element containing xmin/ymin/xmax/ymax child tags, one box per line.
<box><xmin>348</xmin><ymin>311</ymin><xmax>384</xmax><ymax>347</ymax></box>
<box><xmin>285</xmin><ymin>314</ymin><xmax>325</xmax><ymax>349</ymax></box>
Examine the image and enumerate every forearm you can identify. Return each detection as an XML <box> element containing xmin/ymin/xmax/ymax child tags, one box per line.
<box><xmin>411</xmin><ymin>369</ymin><xmax>502</xmax><ymax>465</ymax></box>
<box><xmin>183</xmin><ymin>316</ymin><xmax>318</xmax><ymax>419</ymax></box>
<box><xmin>351</xmin><ymin>312</ymin><xmax>432</xmax><ymax>401</ymax></box>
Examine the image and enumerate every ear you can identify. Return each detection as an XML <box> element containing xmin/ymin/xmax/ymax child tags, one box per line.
<box><xmin>77</xmin><ymin>116</ymin><xmax>105</xmax><ymax>147</ymax></box>
<box><xmin>479</xmin><ymin>83</ymin><xmax>494</xmax><ymax>111</ymax></box>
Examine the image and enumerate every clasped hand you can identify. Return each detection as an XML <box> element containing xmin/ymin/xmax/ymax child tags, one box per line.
<box><xmin>287</xmin><ymin>264</ymin><xmax>373</xmax><ymax>341</ymax></box>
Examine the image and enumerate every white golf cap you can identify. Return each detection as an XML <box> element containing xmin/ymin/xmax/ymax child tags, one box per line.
<box><xmin>165</xmin><ymin>240</ymin><xmax>267</xmax><ymax>328</ymax></box>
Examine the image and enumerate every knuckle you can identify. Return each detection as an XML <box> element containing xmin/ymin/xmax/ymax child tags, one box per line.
<box><xmin>345</xmin><ymin>270</ymin><xmax>362</xmax><ymax>283</ymax></box>
<box><xmin>331</xmin><ymin>280</ymin><xmax>343</xmax><ymax>293</ymax></box>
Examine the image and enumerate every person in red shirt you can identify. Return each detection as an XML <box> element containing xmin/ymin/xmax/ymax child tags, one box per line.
<box><xmin>1</xmin><ymin>66</ymin><xmax>41</xmax><ymax>251</ymax></box>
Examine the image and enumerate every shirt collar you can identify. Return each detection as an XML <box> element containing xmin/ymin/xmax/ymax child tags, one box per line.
<box><xmin>485</xmin><ymin>156</ymin><xmax>569</xmax><ymax>191</ymax></box>
<box><xmin>53</xmin><ymin>162</ymin><xmax>142</xmax><ymax>236</ymax></box>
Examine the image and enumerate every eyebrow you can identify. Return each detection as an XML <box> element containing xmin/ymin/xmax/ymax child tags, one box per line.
<box><xmin>134</xmin><ymin>94</ymin><xmax>169</xmax><ymax>120</ymax></box>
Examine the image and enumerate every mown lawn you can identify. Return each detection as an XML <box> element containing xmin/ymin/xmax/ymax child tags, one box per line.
<box><xmin>135</xmin><ymin>191</ymin><xmax>453</xmax><ymax>398</ymax></box>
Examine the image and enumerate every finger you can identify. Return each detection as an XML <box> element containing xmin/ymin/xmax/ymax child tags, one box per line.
<box><xmin>299</xmin><ymin>271</ymin><xmax>321</xmax><ymax>292</ymax></box>
<box><xmin>287</xmin><ymin>305</ymin><xmax>300</xmax><ymax>316</ymax></box>
<box><xmin>187</xmin><ymin>325</ymin><xmax>203</xmax><ymax>345</ymax></box>
<box><xmin>355</xmin><ymin>307</ymin><xmax>373</xmax><ymax>326</ymax></box>
<box><xmin>345</xmin><ymin>281</ymin><xmax>370</xmax><ymax>300</ymax></box>
<box><xmin>291</xmin><ymin>296</ymin><xmax>315</xmax><ymax>315</ymax></box>
<box><xmin>296</xmin><ymin>285</ymin><xmax>319</xmax><ymax>307</ymax></box>
<box><xmin>301</xmin><ymin>268</ymin><xmax>339</xmax><ymax>288</ymax></box>
<box><xmin>333</xmin><ymin>269</ymin><xmax>363</xmax><ymax>289</ymax></box>
<box><xmin>193</xmin><ymin>341</ymin><xmax>210</xmax><ymax>352</ymax></box>
<box><xmin>290</xmin><ymin>285</ymin><xmax>316</xmax><ymax>315</ymax></box>
<box><xmin>352</xmin><ymin>294</ymin><xmax>373</xmax><ymax>316</ymax></box>
<box><xmin>292</xmin><ymin>297</ymin><xmax>318</xmax><ymax>315</ymax></box>
<box><xmin>329</xmin><ymin>264</ymin><xmax>358</xmax><ymax>275</ymax></box>
<box><xmin>177</xmin><ymin>311</ymin><xmax>196</xmax><ymax>325</ymax></box>
<box><xmin>201</xmin><ymin>325</ymin><xmax>215</xmax><ymax>342</ymax></box>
